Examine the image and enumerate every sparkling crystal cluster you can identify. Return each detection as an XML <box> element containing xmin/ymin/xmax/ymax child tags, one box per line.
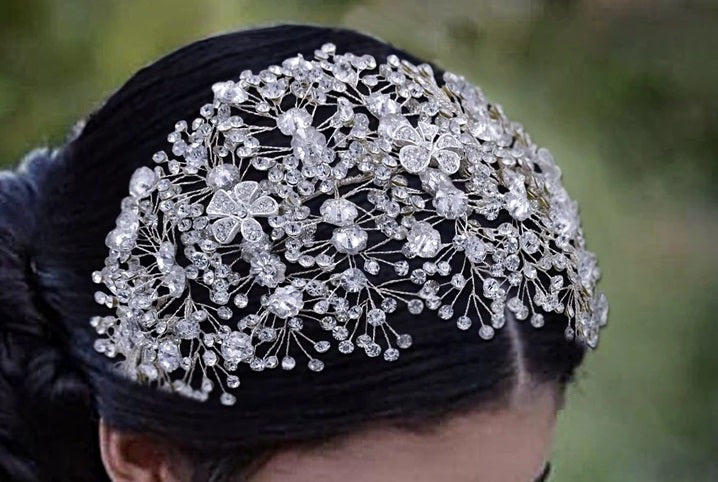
<box><xmin>90</xmin><ymin>43</ymin><xmax>607</xmax><ymax>405</ymax></box>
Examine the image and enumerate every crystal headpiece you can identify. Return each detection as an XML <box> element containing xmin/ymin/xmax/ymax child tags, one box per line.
<box><xmin>90</xmin><ymin>43</ymin><xmax>607</xmax><ymax>405</ymax></box>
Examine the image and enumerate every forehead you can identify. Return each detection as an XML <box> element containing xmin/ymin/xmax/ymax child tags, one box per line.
<box><xmin>252</xmin><ymin>387</ymin><xmax>558</xmax><ymax>482</ymax></box>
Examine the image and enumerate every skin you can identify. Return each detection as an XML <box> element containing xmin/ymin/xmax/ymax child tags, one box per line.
<box><xmin>100</xmin><ymin>384</ymin><xmax>559</xmax><ymax>482</ymax></box>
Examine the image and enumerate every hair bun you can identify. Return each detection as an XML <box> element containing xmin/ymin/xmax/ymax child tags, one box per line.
<box><xmin>0</xmin><ymin>148</ymin><xmax>103</xmax><ymax>481</ymax></box>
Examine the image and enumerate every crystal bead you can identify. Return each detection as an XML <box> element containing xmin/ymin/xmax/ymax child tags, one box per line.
<box><xmin>410</xmin><ymin>269</ymin><xmax>427</xmax><ymax>285</ymax></box>
<box><xmin>451</xmin><ymin>274</ymin><xmax>467</xmax><ymax>290</ymax></box>
<box><xmin>267</xmin><ymin>285</ymin><xmax>304</xmax><ymax>319</ymax></box>
<box><xmin>157</xmin><ymin>340</ymin><xmax>181</xmax><ymax>372</ymax></box>
<box><xmin>338</xmin><ymin>268</ymin><xmax>368</xmax><ymax>293</ymax></box>
<box><xmin>407</xmin><ymin>299</ymin><xmax>424</xmax><ymax>314</ymax></box>
<box><xmin>221</xmin><ymin>332</ymin><xmax>252</xmax><ymax>364</ymax></box>
<box><xmin>433</xmin><ymin>188</ymin><xmax>468</xmax><ymax>219</ymax></box>
<box><xmin>314</xmin><ymin>341</ymin><xmax>330</xmax><ymax>353</ymax></box>
<box><xmin>593</xmin><ymin>292</ymin><xmax>609</xmax><ymax>327</ymax></box>
<box><xmin>381</xmin><ymin>298</ymin><xmax>397</xmax><ymax>313</ymax></box>
<box><xmin>233</xmin><ymin>294</ymin><xmax>248</xmax><ymax>308</ymax></box>
<box><xmin>365</xmin><ymin>343</ymin><xmax>381</xmax><ymax>357</ymax></box>
<box><xmin>226</xmin><ymin>375</ymin><xmax>240</xmax><ymax>388</ymax></box>
<box><xmin>220</xmin><ymin>393</ymin><xmax>237</xmax><ymax>406</ymax></box>
<box><xmin>457</xmin><ymin>316</ymin><xmax>472</xmax><ymax>330</ymax></box>
<box><xmin>531</xmin><ymin>313</ymin><xmax>545</xmax><ymax>328</ymax></box>
<box><xmin>396</xmin><ymin>334</ymin><xmax>413</xmax><ymax>349</ymax></box>
<box><xmin>438</xmin><ymin>305</ymin><xmax>454</xmax><ymax>320</ymax></box>
<box><xmin>520</xmin><ymin>231</ymin><xmax>540</xmax><ymax>254</ymax></box>
<box><xmin>479</xmin><ymin>325</ymin><xmax>495</xmax><ymax>340</ymax></box>
<box><xmin>331</xmin><ymin>225</ymin><xmax>368</xmax><ymax>254</ymax></box>
<box><xmin>383</xmin><ymin>348</ymin><xmax>400</xmax><ymax>362</ymax></box>
<box><xmin>333</xmin><ymin>326</ymin><xmax>349</xmax><ymax>340</ymax></box>
<box><xmin>464</xmin><ymin>235</ymin><xmax>487</xmax><ymax>263</ymax></box>
<box><xmin>367</xmin><ymin>308</ymin><xmax>386</xmax><ymax>326</ymax></box>
<box><xmin>206</xmin><ymin>164</ymin><xmax>240</xmax><ymax>189</ymax></box>
<box><xmin>277</xmin><ymin>108</ymin><xmax>313</xmax><ymax>135</ymax></box>
<box><xmin>505</xmin><ymin>189</ymin><xmax>530</xmax><ymax>221</ymax></box>
<box><xmin>308</xmin><ymin>359</ymin><xmax>325</xmax><ymax>372</ymax></box>
<box><xmin>406</xmin><ymin>222</ymin><xmax>442</xmax><ymax>258</ymax></box>
<box><xmin>281</xmin><ymin>356</ymin><xmax>296</xmax><ymax>370</ymax></box>
<box><xmin>338</xmin><ymin>340</ymin><xmax>354</xmax><ymax>354</ymax></box>
<box><xmin>129</xmin><ymin>167</ymin><xmax>158</xmax><ymax>199</ymax></box>
<box><xmin>201</xmin><ymin>350</ymin><xmax>218</xmax><ymax>367</ymax></box>
<box><xmin>320</xmin><ymin>198</ymin><xmax>358</xmax><ymax>226</ymax></box>
<box><xmin>364</xmin><ymin>259</ymin><xmax>381</xmax><ymax>275</ymax></box>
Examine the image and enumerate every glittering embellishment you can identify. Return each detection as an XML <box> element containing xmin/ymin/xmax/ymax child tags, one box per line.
<box><xmin>331</xmin><ymin>225</ymin><xmax>368</xmax><ymax>254</ymax></box>
<box><xmin>90</xmin><ymin>43</ymin><xmax>607</xmax><ymax>404</ymax></box>
<box><xmin>320</xmin><ymin>198</ymin><xmax>359</xmax><ymax>226</ymax></box>
<box><xmin>206</xmin><ymin>181</ymin><xmax>278</xmax><ymax>244</ymax></box>
<box><xmin>405</xmin><ymin>222</ymin><xmax>442</xmax><ymax>258</ymax></box>
<box><xmin>266</xmin><ymin>286</ymin><xmax>304</xmax><ymax>319</ymax></box>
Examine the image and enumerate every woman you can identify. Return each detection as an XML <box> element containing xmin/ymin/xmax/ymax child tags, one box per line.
<box><xmin>0</xmin><ymin>25</ymin><xmax>607</xmax><ymax>481</ymax></box>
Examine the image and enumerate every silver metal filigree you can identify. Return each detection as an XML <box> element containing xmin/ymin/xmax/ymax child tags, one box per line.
<box><xmin>90</xmin><ymin>43</ymin><xmax>608</xmax><ymax>405</ymax></box>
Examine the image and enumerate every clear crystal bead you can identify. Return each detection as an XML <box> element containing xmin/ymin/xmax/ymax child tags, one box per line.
<box><xmin>383</xmin><ymin>348</ymin><xmax>400</xmax><ymax>362</ymax></box>
<box><xmin>479</xmin><ymin>325</ymin><xmax>495</xmax><ymax>340</ymax></box>
<box><xmin>531</xmin><ymin>313</ymin><xmax>545</xmax><ymax>328</ymax></box>
<box><xmin>338</xmin><ymin>268</ymin><xmax>368</xmax><ymax>293</ymax></box>
<box><xmin>456</xmin><ymin>316</ymin><xmax>472</xmax><ymax>330</ymax></box>
<box><xmin>267</xmin><ymin>285</ymin><xmax>304</xmax><ymax>319</ymax></box>
<box><xmin>226</xmin><ymin>375</ymin><xmax>240</xmax><ymax>388</ymax></box>
<box><xmin>396</xmin><ymin>334</ymin><xmax>413</xmax><ymax>349</ymax></box>
<box><xmin>206</xmin><ymin>164</ymin><xmax>240</xmax><ymax>189</ymax></box>
<box><xmin>129</xmin><ymin>167</ymin><xmax>158</xmax><ymax>198</ymax></box>
<box><xmin>331</xmin><ymin>225</ymin><xmax>368</xmax><ymax>254</ymax></box>
<box><xmin>308</xmin><ymin>359</ymin><xmax>325</xmax><ymax>372</ymax></box>
<box><xmin>314</xmin><ymin>341</ymin><xmax>330</xmax><ymax>353</ymax></box>
<box><xmin>281</xmin><ymin>356</ymin><xmax>296</xmax><ymax>370</ymax></box>
<box><xmin>157</xmin><ymin>340</ymin><xmax>180</xmax><ymax>372</ymax></box>
<box><xmin>433</xmin><ymin>188</ymin><xmax>468</xmax><ymax>219</ymax></box>
<box><xmin>407</xmin><ymin>299</ymin><xmax>424</xmax><ymax>314</ymax></box>
<box><xmin>406</xmin><ymin>222</ymin><xmax>442</xmax><ymax>258</ymax></box>
<box><xmin>464</xmin><ymin>235</ymin><xmax>487</xmax><ymax>263</ymax></box>
<box><xmin>367</xmin><ymin>308</ymin><xmax>386</xmax><ymax>326</ymax></box>
<box><xmin>320</xmin><ymin>198</ymin><xmax>359</xmax><ymax>226</ymax></box>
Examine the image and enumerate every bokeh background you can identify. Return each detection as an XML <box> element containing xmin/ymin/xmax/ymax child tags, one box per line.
<box><xmin>1</xmin><ymin>1</ymin><xmax>716</xmax><ymax>480</ymax></box>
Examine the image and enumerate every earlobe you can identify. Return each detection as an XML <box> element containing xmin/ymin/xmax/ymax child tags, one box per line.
<box><xmin>99</xmin><ymin>420</ymin><xmax>176</xmax><ymax>482</ymax></box>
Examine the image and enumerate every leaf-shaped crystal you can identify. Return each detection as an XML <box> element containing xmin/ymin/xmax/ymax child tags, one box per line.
<box><xmin>249</xmin><ymin>196</ymin><xmax>279</xmax><ymax>217</ymax></box>
<box><xmin>233</xmin><ymin>181</ymin><xmax>260</xmax><ymax>204</ymax></box>
<box><xmin>435</xmin><ymin>150</ymin><xmax>461</xmax><ymax>175</ymax></box>
<box><xmin>206</xmin><ymin>190</ymin><xmax>238</xmax><ymax>218</ymax></box>
<box><xmin>435</xmin><ymin>133</ymin><xmax>462</xmax><ymax>150</ymax></box>
<box><xmin>393</xmin><ymin>124</ymin><xmax>421</xmax><ymax>144</ymax></box>
<box><xmin>212</xmin><ymin>218</ymin><xmax>241</xmax><ymax>244</ymax></box>
<box><xmin>417</xmin><ymin>121</ymin><xmax>439</xmax><ymax>141</ymax></box>
<box><xmin>240</xmin><ymin>218</ymin><xmax>264</xmax><ymax>243</ymax></box>
<box><xmin>399</xmin><ymin>145</ymin><xmax>431</xmax><ymax>174</ymax></box>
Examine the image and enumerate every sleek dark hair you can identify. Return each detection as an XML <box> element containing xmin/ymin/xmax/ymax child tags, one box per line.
<box><xmin>0</xmin><ymin>25</ymin><xmax>586</xmax><ymax>482</ymax></box>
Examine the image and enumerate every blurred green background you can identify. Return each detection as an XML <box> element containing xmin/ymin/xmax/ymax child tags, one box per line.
<box><xmin>1</xmin><ymin>0</ymin><xmax>716</xmax><ymax>480</ymax></box>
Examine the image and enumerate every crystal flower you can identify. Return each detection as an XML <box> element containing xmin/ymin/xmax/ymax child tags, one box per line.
<box><xmin>206</xmin><ymin>180</ymin><xmax>279</xmax><ymax>244</ymax></box>
<box><xmin>393</xmin><ymin>121</ymin><xmax>464</xmax><ymax>175</ymax></box>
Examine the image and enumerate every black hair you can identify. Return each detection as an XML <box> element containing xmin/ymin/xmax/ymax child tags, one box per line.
<box><xmin>0</xmin><ymin>25</ymin><xmax>586</xmax><ymax>482</ymax></box>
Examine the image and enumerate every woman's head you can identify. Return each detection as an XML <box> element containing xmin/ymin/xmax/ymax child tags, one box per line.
<box><xmin>0</xmin><ymin>25</ymin><xmax>603</xmax><ymax>481</ymax></box>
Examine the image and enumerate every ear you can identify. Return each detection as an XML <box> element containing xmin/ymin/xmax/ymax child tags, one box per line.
<box><xmin>99</xmin><ymin>420</ymin><xmax>183</xmax><ymax>482</ymax></box>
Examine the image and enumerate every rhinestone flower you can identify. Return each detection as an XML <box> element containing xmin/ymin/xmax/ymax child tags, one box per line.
<box><xmin>206</xmin><ymin>181</ymin><xmax>279</xmax><ymax>244</ymax></box>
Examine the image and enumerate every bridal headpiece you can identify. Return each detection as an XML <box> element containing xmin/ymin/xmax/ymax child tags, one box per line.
<box><xmin>90</xmin><ymin>43</ymin><xmax>607</xmax><ymax>405</ymax></box>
